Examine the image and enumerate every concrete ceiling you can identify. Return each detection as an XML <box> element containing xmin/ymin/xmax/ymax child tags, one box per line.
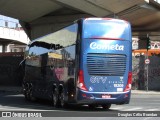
<box><xmin>0</xmin><ymin>0</ymin><xmax>160</xmax><ymax>39</ymax></box>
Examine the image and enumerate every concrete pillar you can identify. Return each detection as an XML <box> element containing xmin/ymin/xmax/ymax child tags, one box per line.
<box><xmin>6</xmin><ymin>45</ymin><xmax>10</xmax><ymax>52</ymax></box>
<box><xmin>2</xmin><ymin>44</ymin><xmax>6</xmax><ymax>53</ymax></box>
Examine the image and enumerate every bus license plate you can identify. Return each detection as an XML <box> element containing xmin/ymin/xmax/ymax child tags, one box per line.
<box><xmin>102</xmin><ymin>95</ymin><xmax>111</xmax><ymax>98</ymax></box>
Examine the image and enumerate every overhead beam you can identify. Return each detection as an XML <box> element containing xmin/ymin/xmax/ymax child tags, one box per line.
<box><xmin>29</xmin><ymin>14</ymin><xmax>92</xmax><ymax>40</ymax></box>
<box><xmin>55</xmin><ymin>0</ymin><xmax>111</xmax><ymax>17</ymax></box>
<box><xmin>145</xmin><ymin>0</ymin><xmax>160</xmax><ymax>10</ymax></box>
<box><xmin>0</xmin><ymin>0</ymin><xmax>62</xmax><ymax>22</ymax></box>
<box><xmin>133</xmin><ymin>31</ymin><xmax>160</xmax><ymax>36</ymax></box>
<box><xmin>132</xmin><ymin>27</ymin><xmax>160</xmax><ymax>32</ymax></box>
<box><xmin>30</xmin><ymin>13</ymin><xmax>91</xmax><ymax>26</ymax></box>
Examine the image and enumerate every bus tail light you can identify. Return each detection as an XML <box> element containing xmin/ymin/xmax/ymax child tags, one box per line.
<box><xmin>77</xmin><ymin>70</ymin><xmax>88</xmax><ymax>91</ymax></box>
<box><xmin>124</xmin><ymin>72</ymin><xmax>132</xmax><ymax>92</ymax></box>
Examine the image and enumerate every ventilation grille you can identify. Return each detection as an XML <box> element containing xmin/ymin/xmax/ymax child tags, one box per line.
<box><xmin>87</xmin><ymin>53</ymin><xmax>127</xmax><ymax>76</ymax></box>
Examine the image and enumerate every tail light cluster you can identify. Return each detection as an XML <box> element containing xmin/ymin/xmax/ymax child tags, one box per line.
<box><xmin>124</xmin><ymin>72</ymin><xmax>132</xmax><ymax>92</ymax></box>
<box><xmin>77</xmin><ymin>70</ymin><xmax>88</xmax><ymax>91</ymax></box>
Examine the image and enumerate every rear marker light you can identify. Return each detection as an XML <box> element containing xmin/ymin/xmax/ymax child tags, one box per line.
<box><xmin>124</xmin><ymin>94</ymin><xmax>129</xmax><ymax>98</ymax></box>
<box><xmin>82</xmin><ymin>94</ymin><xmax>87</xmax><ymax>97</ymax></box>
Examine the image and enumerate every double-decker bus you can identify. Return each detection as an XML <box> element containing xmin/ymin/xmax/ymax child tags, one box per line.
<box><xmin>22</xmin><ymin>18</ymin><xmax>132</xmax><ymax>109</ymax></box>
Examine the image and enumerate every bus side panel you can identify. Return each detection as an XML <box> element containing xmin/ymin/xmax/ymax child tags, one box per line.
<box><xmin>52</xmin><ymin>45</ymin><xmax>77</xmax><ymax>103</ymax></box>
<box><xmin>24</xmin><ymin>46</ymin><xmax>59</xmax><ymax>100</ymax></box>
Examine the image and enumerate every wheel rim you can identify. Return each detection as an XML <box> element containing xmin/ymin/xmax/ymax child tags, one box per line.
<box><xmin>29</xmin><ymin>88</ymin><xmax>36</xmax><ymax>101</ymax></box>
<box><xmin>60</xmin><ymin>92</ymin><xmax>65</xmax><ymax>107</ymax></box>
<box><xmin>25</xmin><ymin>90</ymin><xmax>30</xmax><ymax>99</ymax></box>
<box><xmin>53</xmin><ymin>92</ymin><xmax>58</xmax><ymax>107</ymax></box>
<box><xmin>25</xmin><ymin>85</ymin><xmax>30</xmax><ymax>100</ymax></box>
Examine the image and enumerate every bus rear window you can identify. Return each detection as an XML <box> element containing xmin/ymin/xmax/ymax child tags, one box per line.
<box><xmin>83</xmin><ymin>20</ymin><xmax>130</xmax><ymax>40</ymax></box>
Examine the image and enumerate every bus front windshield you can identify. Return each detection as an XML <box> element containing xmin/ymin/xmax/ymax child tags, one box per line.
<box><xmin>83</xmin><ymin>19</ymin><xmax>129</xmax><ymax>40</ymax></box>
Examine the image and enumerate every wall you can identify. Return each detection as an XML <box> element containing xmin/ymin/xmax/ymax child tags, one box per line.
<box><xmin>0</xmin><ymin>53</ymin><xmax>24</xmax><ymax>86</ymax></box>
<box><xmin>132</xmin><ymin>54</ymin><xmax>160</xmax><ymax>91</ymax></box>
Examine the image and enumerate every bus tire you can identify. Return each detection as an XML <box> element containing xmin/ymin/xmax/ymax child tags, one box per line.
<box><xmin>59</xmin><ymin>90</ymin><xmax>68</xmax><ymax>108</ymax></box>
<box><xmin>52</xmin><ymin>88</ymin><xmax>58</xmax><ymax>107</ymax></box>
<box><xmin>101</xmin><ymin>104</ymin><xmax>111</xmax><ymax>110</ymax></box>
<box><xmin>29</xmin><ymin>85</ymin><xmax>36</xmax><ymax>101</ymax></box>
<box><xmin>24</xmin><ymin>83</ymin><xmax>30</xmax><ymax>100</ymax></box>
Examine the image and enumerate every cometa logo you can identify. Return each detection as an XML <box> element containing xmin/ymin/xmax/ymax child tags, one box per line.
<box><xmin>90</xmin><ymin>42</ymin><xmax>124</xmax><ymax>51</ymax></box>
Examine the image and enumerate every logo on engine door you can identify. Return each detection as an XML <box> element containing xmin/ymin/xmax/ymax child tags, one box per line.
<box><xmin>90</xmin><ymin>42</ymin><xmax>124</xmax><ymax>51</ymax></box>
<box><xmin>120</xmin><ymin>77</ymin><xmax>124</xmax><ymax>82</ymax></box>
<box><xmin>90</xmin><ymin>76</ymin><xmax>107</xmax><ymax>84</ymax></box>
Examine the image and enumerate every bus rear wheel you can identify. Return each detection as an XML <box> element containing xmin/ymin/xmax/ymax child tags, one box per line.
<box><xmin>59</xmin><ymin>90</ymin><xmax>68</xmax><ymax>108</ymax></box>
<box><xmin>52</xmin><ymin>89</ymin><xmax>58</xmax><ymax>107</ymax></box>
<box><xmin>101</xmin><ymin>104</ymin><xmax>111</xmax><ymax>110</ymax></box>
<box><xmin>29</xmin><ymin>86</ymin><xmax>36</xmax><ymax>101</ymax></box>
<box><xmin>24</xmin><ymin>84</ymin><xmax>30</xmax><ymax>100</ymax></box>
<box><xmin>59</xmin><ymin>91</ymin><xmax>65</xmax><ymax>107</ymax></box>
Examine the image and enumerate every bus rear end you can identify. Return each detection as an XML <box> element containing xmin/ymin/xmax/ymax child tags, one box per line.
<box><xmin>76</xmin><ymin>18</ymin><xmax>132</xmax><ymax>107</ymax></box>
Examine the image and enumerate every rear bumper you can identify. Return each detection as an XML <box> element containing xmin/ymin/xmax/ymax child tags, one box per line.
<box><xmin>76</xmin><ymin>89</ymin><xmax>131</xmax><ymax>105</ymax></box>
